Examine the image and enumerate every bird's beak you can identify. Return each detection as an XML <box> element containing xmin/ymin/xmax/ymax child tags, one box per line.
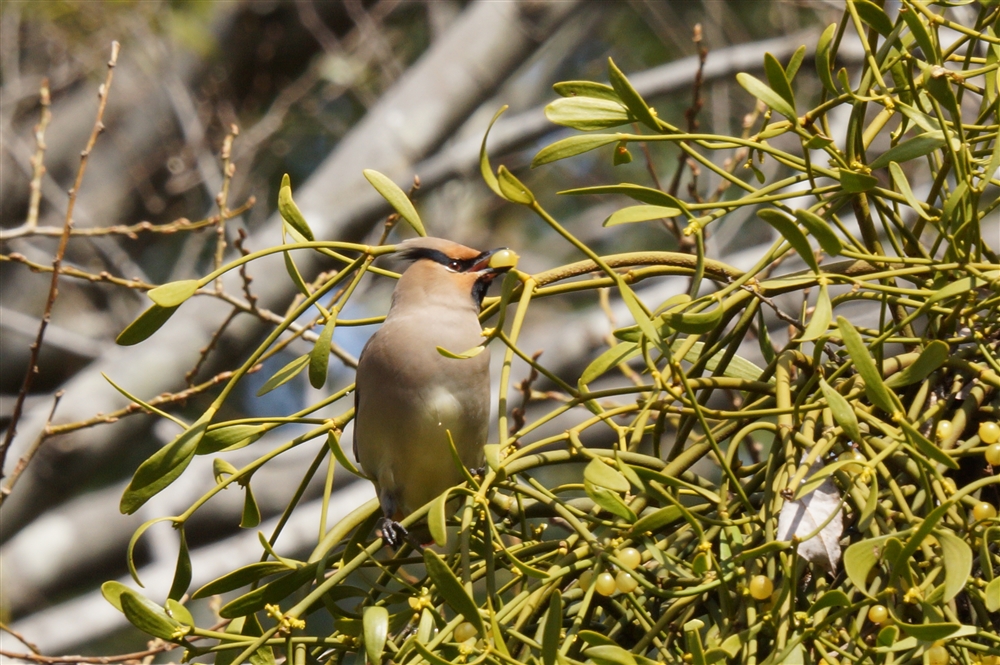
<box><xmin>471</xmin><ymin>248</ymin><xmax>518</xmax><ymax>276</ymax></box>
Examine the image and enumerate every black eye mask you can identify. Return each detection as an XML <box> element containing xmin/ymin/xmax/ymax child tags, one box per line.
<box><xmin>398</xmin><ymin>247</ymin><xmax>489</xmax><ymax>272</ymax></box>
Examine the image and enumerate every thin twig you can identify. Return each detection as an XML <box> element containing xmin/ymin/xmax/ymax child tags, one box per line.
<box><xmin>214</xmin><ymin>124</ymin><xmax>238</xmax><ymax>292</ymax></box>
<box><xmin>510</xmin><ymin>351</ymin><xmax>544</xmax><ymax>438</ymax></box>
<box><xmin>0</xmin><ymin>621</ymin><xmax>40</xmax><ymax>655</ymax></box>
<box><xmin>0</xmin><ymin>391</ymin><xmax>63</xmax><ymax>505</ymax></box>
<box><xmin>235</xmin><ymin>228</ymin><xmax>259</xmax><ymax>311</ymax></box>
<box><xmin>185</xmin><ymin>308</ymin><xmax>240</xmax><ymax>386</ymax></box>
<box><xmin>666</xmin><ymin>24</ymin><xmax>707</xmax><ymax>200</ymax></box>
<box><xmin>0</xmin><ymin>42</ymin><xmax>120</xmax><ymax>479</ymax></box>
<box><xmin>25</xmin><ymin>78</ymin><xmax>51</xmax><ymax>231</ymax></box>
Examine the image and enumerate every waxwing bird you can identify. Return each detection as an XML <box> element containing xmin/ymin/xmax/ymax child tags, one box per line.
<box><xmin>353</xmin><ymin>237</ymin><xmax>518</xmax><ymax>547</ymax></box>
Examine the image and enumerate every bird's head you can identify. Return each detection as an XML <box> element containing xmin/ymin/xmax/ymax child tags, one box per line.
<box><xmin>394</xmin><ymin>237</ymin><xmax>518</xmax><ymax>308</ymax></box>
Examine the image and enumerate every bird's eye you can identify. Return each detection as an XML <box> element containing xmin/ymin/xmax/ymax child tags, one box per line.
<box><xmin>448</xmin><ymin>260</ymin><xmax>461</xmax><ymax>271</ymax></box>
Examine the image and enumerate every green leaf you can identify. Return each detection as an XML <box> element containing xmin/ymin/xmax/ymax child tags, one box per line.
<box><xmin>837</xmin><ymin>317</ymin><xmax>900</xmax><ymax>416</ymax></box>
<box><xmin>935</xmin><ymin>529</ymin><xmax>972</xmax><ymax>602</ymax></box>
<box><xmin>147</xmin><ymin>280</ymin><xmax>199</xmax><ymax>308</ymax></box>
<box><xmin>168</xmin><ymin>528</ymin><xmax>192</xmax><ymax>600</ymax></box>
<box><xmin>839</xmin><ymin>168</ymin><xmax>879</xmax><ymax>193</ymax></box>
<box><xmin>103</xmin><ymin>373</ymin><xmax>186</xmax><ymax>427</ymax></box>
<box><xmin>164</xmin><ymin>598</ymin><xmax>194</xmax><ymax>626</ymax></box>
<box><xmin>544</xmin><ymin>96</ymin><xmax>632</xmax><ymax>131</ymax></box>
<box><xmin>630</xmin><ymin>506</ymin><xmax>683</xmax><ymax>536</ymax></box>
<box><xmin>559</xmin><ymin>183</ymin><xmax>687</xmax><ymax>209</ymax></box>
<box><xmin>480</xmin><ymin>106</ymin><xmax>508</xmax><ymax>198</ymax></box>
<box><xmin>120</xmin><ymin>416</ymin><xmax>210</xmax><ymax>514</ymax></box>
<box><xmin>192</xmin><ymin>562</ymin><xmax>292</xmax><ymax>599</ymax></box>
<box><xmin>876</xmin><ymin>625</ymin><xmax>899</xmax><ymax>649</ymax></box>
<box><xmin>283</xmin><ymin>250</ymin><xmax>310</xmax><ymax>298</ymax></box>
<box><xmin>808</xmin><ymin>589</ymin><xmax>851</xmax><ymax>615</ymax></box>
<box><xmin>584</xmin><ymin>458</ymin><xmax>630</xmax><ymax>492</ymax></box>
<box><xmin>800</xmin><ymin>283</ymin><xmax>832</xmax><ymax>341</ymax></box>
<box><xmin>363</xmin><ymin>606</ymin><xmax>389</xmax><ymax>665</ymax></box>
<box><xmin>117</xmin><ymin>304</ymin><xmax>180</xmax><ymax>346</ymax></box>
<box><xmin>532</xmin><ymin>134</ymin><xmax>621</xmax><ymax>167</ymax></box>
<box><xmin>553</xmin><ymin>80</ymin><xmax>620</xmax><ymax>101</ymax></box>
<box><xmin>763</xmin><ymin>52</ymin><xmax>796</xmax><ymax>113</ymax></box>
<box><xmin>278</xmin><ymin>174</ymin><xmax>315</xmax><ymax>241</ymax></box>
<box><xmin>612</xmin><ymin>141</ymin><xmax>632</xmax><ymax>166</ymax></box>
<box><xmin>214</xmin><ymin>457</ymin><xmax>238</xmax><ymax>482</ymax></box>
<box><xmin>736</xmin><ymin>72</ymin><xmax>797</xmax><ymax>121</ymax></box>
<box><xmin>423</xmin><ymin>549</ymin><xmax>486</xmax><ymax>637</ymax></box>
<box><xmin>604</xmin><ymin>204</ymin><xmax>683</xmax><ymax>227</ymax></box>
<box><xmin>794</xmin><ymin>209</ymin><xmax>843</xmax><ymax>256</ymax></box>
<box><xmin>309</xmin><ymin>315</ymin><xmax>336</xmax><ymax>389</ymax></box>
<box><xmin>362</xmin><ymin>169</ymin><xmax>425</xmax><ymax>236</ymax></box>
<box><xmin>580</xmin><ymin>342</ymin><xmax>640</xmax><ymax>387</ymax></box>
<box><xmin>619</xmin><ymin>280</ymin><xmax>663</xmax><ymax>348</ymax></box>
<box><xmin>816</xmin><ymin>24</ymin><xmax>839</xmax><ymax>95</ymax></box>
<box><xmin>219</xmin><ymin>565</ymin><xmax>316</xmax><ymax>618</ymax></box>
<box><xmin>844</xmin><ymin>534</ymin><xmax>894</xmax><ymax>596</ymax></box>
<box><xmin>120</xmin><ymin>590</ymin><xmax>181</xmax><ymax>640</ymax></box>
<box><xmin>660</xmin><ymin>299</ymin><xmax>725</xmax><ymax>335</ymax></box>
<box><xmin>585</xmin><ymin>480</ymin><xmax>637</xmax><ymax>522</ymax></box>
<box><xmin>256</xmin><ymin>354</ymin><xmax>310</xmax><ymax>397</ymax></box>
<box><xmin>869</xmin><ymin>132</ymin><xmax>947</xmax><ymax>170</ymax></box>
<box><xmin>675</xmin><ymin>341</ymin><xmax>767</xmax><ymax>382</ymax></box>
<box><xmin>889</xmin><ymin>162</ymin><xmax>933</xmax><ymax>220</ymax></box>
<box><xmin>804</xmin><ymin>134</ymin><xmax>834</xmax><ymax>150</ymax></box>
<box><xmin>198</xmin><ymin>424</ymin><xmax>266</xmax><ymax>455</ymax></box>
<box><xmin>785</xmin><ymin>45</ymin><xmax>807</xmax><ymax>81</ymax></box>
<box><xmin>853</xmin><ymin>0</ymin><xmax>894</xmax><ymax>36</ymax></box>
<box><xmin>326</xmin><ymin>430</ymin><xmax>365</xmax><ymax>478</ymax></box>
<box><xmin>428</xmin><ymin>488</ymin><xmax>451</xmax><ymax>548</ymax></box>
<box><xmin>900</xmin><ymin>420</ymin><xmax>960</xmax><ymax>469</ymax></box>
<box><xmin>101</xmin><ymin>580</ymin><xmax>132</xmax><ymax>611</ymax></box>
<box><xmin>986</xmin><ymin>578</ymin><xmax>1000</xmax><ymax>612</ymax></box>
<box><xmin>607</xmin><ymin>58</ymin><xmax>659</xmax><ymax>130</ymax></box>
<box><xmin>897</xmin><ymin>621</ymin><xmax>961</xmax><ymax>641</ymax></box>
<box><xmin>902</xmin><ymin>7</ymin><xmax>938</xmax><ymax>64</ymax></box>
<box><xmin>885</xmin><ymin>341</ymin><xmax>949</xmax><ymax>388</ymax></box>
<box><xmin>542</xmin><ymin>592</ymin><xmax>562</xmax><ymax>665</ymax></box>
<box><xmin>496</xmin><ymin>165</ymin><xmax>534</xmax><ymax>205</ymax></box>
<box><xmin>819</xmin><ymin>378</ymin><xmax>862</xmax><ymax>442</ymax></box>
<box><xmin>757</xmin><ymin>209</ymin><xmax>819</xmax><ymax>273</ymax></box>
<box><xmin>927</xmin><ymin>274</ymin><xmax>996</xmax><ymax>304</ymax></box>
<box><xmin>436</xmin><ymin>345</ymin><xmax>486</xmax><ymax>360</ymax></box>
<box><xmin>586</xmin><ymin>644</ymin><xmax>637</xmax><ymax>665</ymax></box>
<box><xmin>240</xmin><ymin>483</ymin><xmax>261</xmax><ymax>528</ymax></box>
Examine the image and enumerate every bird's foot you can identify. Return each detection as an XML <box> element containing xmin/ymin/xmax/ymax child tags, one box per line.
<box><xmin>470</xmin><ymin>465</ymin><xmax>486</xmax><ymax>478</ymax></box>
<box><xmin>377</xmin><ymin>517</ymin><xmax>409</xmax><ymax>550</ymax></box>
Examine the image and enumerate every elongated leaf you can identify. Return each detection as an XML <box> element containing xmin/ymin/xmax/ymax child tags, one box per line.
<box><xmin>885</xmin><ymin>341</ymin><xmax>949</xmax><ymax>388</ymax></box>
<box><xmin>584</xmin><ymin>457</ymin><xmax>630</xmax><ymax>492</ymax></box>
<box><xmin>586</xmin><ymin>644</ymin><xmax>637</xmax><ymax>665</ymax></box>
<box><xmin>553</xmin><ymin>80</ymin><xmax>619</xmax><ymax>101</ymax></box>
<box><xmin>876</xmin><ymin>625</ymin><xmax>899</xmax><ymax>649</ymax></box>
<box><xmin>220</xmin><ymin>565</ymin><xmax>316</xmax><ymax>618</ymax></box>
<box><xmin>480</xmin><ymin>106</ymin><xmax>508</xmax><ymax>198</ymax></box>
<box><xmin>117</xmin><ymin>304</ymin><xmax>180</xmax><ymax>346</ymax></box>
<box><xmin>844</xmin><ymin>533</ymin><xmax>894</xmax><ymax>596</ymax></box>
<box><xmin>240</xmin><ymin>483</ymin><xmax>261</xmax><ymax>528</ymax></box>
<box><xmin>758</xmin><ymin>209</ymin><xmax>819</xmax><ymax>273</ymax></box>
<box><xmin>327</xmin><ymin>430</ymin><xmax>365</xmax><ymax>478</ymax></box>
<box><xmin>900</xmin><ymin>420</ymin><xmax>959</xmax><ymax>470</ymax></box>
<box><xmin>278</xmin><ymin>174</ymin><xmax>315</xmax><ymax>241</ymax></box>
<box><xmin>198</xmin><ymin>424</ymin><xmax>266</xmax><ymax>455</ymax></box>
<box><xmin>607</xmin><ymin>58</ymin><xmax>659</xmax><ymax>130</ymax></box>
<box><xmin>424</xmin><ymin>549</ymin><xmax>485</xmax><ymax>637</ymax></box>
<box><xmin>808</xmin><ymin>589</ymin><xmax>850</xmax><ymax>615</ymax></box>
<box><xmin>363</xmin><ymin>606</ymin><xmax>389</xmax><ymax>665</ymax></box>
<box><xmin>786</xmin><ymin>45</ymin><xmax>807</xmax><ymax>81</ymax></box>
<box><xmin>309</xmin><ymin>315</ymin><xmax>336</xmax><ymax>389</ymax></box>
<box><xmin>661</xmin><ymin>300</ymin><xmax>725</xmax><ymax>334</ymax></box>
<box><xmin>618</xmin><ymin>280</ymin><xmax>663</xmax><ymax>348</ymax></box>
<box><xmin>121</xmin><ymin>417</ymin><xmax>210</xmax><ymax>514</ymax></box>
<box><xmin>168</xmin><ymin>528</ymin><xmax>192</xmax><ymax>600</ymax></box>
<box><xmin>532</xmin><ymin>134</ymin><xmax>620</xmax><ymax>167</ymax></box>
<box><xmin>148</xmin><ymin>280</ymin><xmax>199</xmax><ymax>308</ymax></box>
<box><xmin>986</xmin><ymin>578</ymin><xmax>1000</xmax><ymax>612</ymax></box>
<box><xmin>816</xmin><ymin>24</ymin><xmax>839</xmax><ymax>95</ymax></box>
<box><xmin>839</xmin><ymin>168</ymin><xmax>878</xmax><ymax>193</ymax></box>
<box><xmin>164</xmin><ymin>598</ymin><xmax>193</xmax><ymax>626</ymax></box>
<box><xmin>897</xmin><ymin>621</ymin><xmax>961</xmax><ymax>641</ymax></box>
<box><xmin>544</xmin><ymin>96</ymin><xmax>632</xmax><ymax>131</ymax></box>
<box><xmin>580</xmin><ymin>342</ymin><xmax>640</xmax><ymax>387</ymax></box>
<box><xmin>213</xmin><ymin>457</ymin><xmax>238</xmax><ymax>483</ymax></box>
<box><xmin>801</xmin><ymin>283</ymin><xmax>832</xmax><ymax>341</ymax></box>
<box><xmin>763</xmin><ymin>52</ymin><xmax>795</xmax><ymax>112</ymax></box>
<box><xmin>560</xmin><ymin>183</ymin><xmax>687</xmax><ymax>209</ymax></box>
<box><xmin>889</xmin><ymin>162</ymin><xmax>933</xmax><ymax>220</ymax></box>
<box><xmin>192</xmin><ymin>562</ymin><xmax>291</xmax><ymax>599</ymax></box>
<box><xmin>585</xmin><ymin>480</ymin><xmax>637</xmax><ymax>522</ymax></box>
<box><xmin>497</xmin><ymin>165</ymin><xmax>534</xmax><ymax>205</ymax></box>
<box><xmin>363</xmin><ymin>170</ymin><xmax>425</xmax><ymax>236</ymax></box>
<box><xmin>736</xmin><ymin>72</ymin><xmax>796</xmax><ymax>121</ymax></box>
<box><xmin>630</xmin><ymin>506</ymin><xmax>683</xmax><ymax>536</ymax></box>
<box><xmin>436</xmin><ymin>345</ymin><xmax>486</xmax><ymax>360</ymax></box>
<box><xmin>675</xmin><ymin>341</ymin><xmax>767</xmax><ymax>382</ymax></box>
<box><xmin>103</xmin><ymin>373</ymin><xmax>185</xmax><ymax>426</ymax></box>
<box><xmin>257</xmin><ymin>354</ymin><xmax>310</xmax><ymax>397</ymax></box>
<box><xmin>794</xmin><ymin>209</ymin><xmax>843</xmax><ymax>256</ymax></box>
<box><xmin>819</xmin><ymin>379</ymin><xmax>862</xmax><ymax>442</ymax></box>
<box><xmin>935</xmin><ymin>529</ymin><xmax>972</xmax><ymax>602</ymax></box>
<box><xmin>120</xmin><ymin>590</ymin><xmax>180</xmax><ymax>640</ymax></box>
<box><xmin>283</xmin><ymin>250</ymin><xmax>311</xmax><ymax>298</ymax></box>
<box><xmin>428</xmin><ymin>487</ymin><xmax>451</xmax><ymax>548</ymax></box>
<box><xmin>902</xmin><ymin>7</ymin><xmax>937</xmax><ymax>64</ymax></box>
<box><xmin>604</xmin><ymin>204</ymin><xmax>682</xmax><ymax>227</ymax></box>
<box><xmin>853</xmin><ymin>0</ymin><xmax>893</xmax><ymax>36</ymax></box>
<box><xmin>837</xmin><ymin>317</ymin><xmax>900</xmax><ymax>416</ymax></box>
<box><xmin>542</xmin><ymin>592</ymin><xmax>562</xmax><ymax>665</ymax></box>
<box><xmin>870</xmin><ymin>132</ymin><xmax>947</xmax><ymax>170</ymax></box>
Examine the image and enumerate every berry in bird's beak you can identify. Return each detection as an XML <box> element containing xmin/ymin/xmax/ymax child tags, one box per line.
<box><xmin>488</xmin><ymin>248</ymin><xmax>518</xmax><ymax>270</ymax></box>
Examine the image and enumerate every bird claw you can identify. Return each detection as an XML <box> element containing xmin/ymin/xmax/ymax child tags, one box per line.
<box><xmin>377</xmin><ymin>517</ymin><xmax>409</xmax><ymax>550</ymax></box>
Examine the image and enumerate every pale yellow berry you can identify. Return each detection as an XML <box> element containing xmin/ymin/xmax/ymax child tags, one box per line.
<box><xmin>936</xmin><ymin>420</ymin><xmax>953</xmax><ymax>441</ymax></box>
<box><xmin>749</xmin><ymin>575</ymin><xmax>773</xmax><ymax>600</ymax></box>
<box><xmin>980</xmin><ymin>421</ymin><xmax>1000</xmax><ymax>445</ymax></box>
<box><xmin>488</xmin><ymin>248</ymin><xmax>519</xmax><ymax>270</ymax></box>
<box><xmin>867</xmin><ymin>604</ymin><xmax>888</xmax><ymax>624</ymax></box>
<box><xmin>454</xmin><ymin>621</ymin><xmax>477</xmax><ymax>643</ymax></box>
<box><xmin>595</xmin><ymin>572</ymin><xmax>617</xmax><ymax>596</ymax></box>
<box><xmin>617</xmin><ymin>547</ymin><xmax>642</xmax><ymax>569</ymax></box>
<box><xmin>615</xmin><ymin>571</ymin><xmax>638</xmax><ymax>593</ymax></box>
<box><xmin>578</xmin><ymin>570</ymin><xmax>594</xmax><ymax>590</ymax></box>
<box><xmin>986</xmin><ymin>444</ymin><xmax>1000</xmax><ymax>466</ymax></box>
<box><xmin>973</xmin><ymin>502</ymin><xmax>997</xmax><ymax>521</ymax></box>
<box><xmin>927</xmin><ymin>644</ymin><xmax>949</xmax><ymax>665</ymax></box>
<box><xmin>838</xmin><ymin>450</ymin><xmax>865</xmax><ymax>474</ymax></box>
